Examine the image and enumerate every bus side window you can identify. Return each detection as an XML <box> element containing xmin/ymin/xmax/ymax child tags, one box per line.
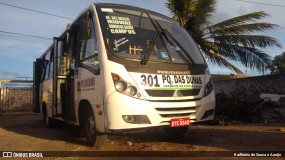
<box><xmin>49</xmin><ymin>49</ymin><xmax>54</xmax><ymax>78</ymax></box>
<box><xmin>79</xmin><ymin>12</ymin><xmax>100</xmax><ymax>74</ymax></box>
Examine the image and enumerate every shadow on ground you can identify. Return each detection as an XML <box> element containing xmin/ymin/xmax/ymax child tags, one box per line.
<box><xmin>0</xmin><ymin>113</ymin><xmax>285</xmax><ymax>151</ymax></box>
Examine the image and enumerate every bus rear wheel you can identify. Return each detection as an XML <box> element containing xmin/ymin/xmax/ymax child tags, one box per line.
<box><xmin>164</xmin><ymin>126</ymin><xmax>188</xmax><ymax>137</ymax></box>
<box><xmin>82</xmin><ymin>107</ymin><xmax>107</xmax><ymax>147</ymax></box>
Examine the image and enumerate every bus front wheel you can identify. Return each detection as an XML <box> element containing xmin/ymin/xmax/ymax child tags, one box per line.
<box><xmin>82</xmin><ymin>106</ymin><xmax>107</xmax><ymax>147</ymax></box>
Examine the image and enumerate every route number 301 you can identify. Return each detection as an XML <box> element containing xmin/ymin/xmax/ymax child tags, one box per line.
<box><xmin>141</xmin><ymin>74</ymin><xmax>160</xmax><ymax>87</ymax></box>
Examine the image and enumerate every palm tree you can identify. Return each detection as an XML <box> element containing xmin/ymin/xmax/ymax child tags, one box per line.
<box><xmin>167</xmin><ymin>0</ymin><xmax>281</xmax><ymax>74</ymax></box>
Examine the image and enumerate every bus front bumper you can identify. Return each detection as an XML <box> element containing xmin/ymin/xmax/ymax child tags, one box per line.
<box><xmin>105</xmin><ymin>91</ymin><xmax>215</xmax><ymax>131</ymax></box>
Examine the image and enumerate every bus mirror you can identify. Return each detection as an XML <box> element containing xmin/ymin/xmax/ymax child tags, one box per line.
<box><xmin>66</xmin><ymin>23</ymin><xmax>72</xmax><ymax>30</ymax></box>
<box><xmin>79</xmin><ymin>12</ymin><xmax>91</xmax><ymax>40</ymax></box>
<box><xmin>79</xmin><ymin>19</ymin><xmax>87</xmax><ymax>39</ymax></box>
<box><xmin>79</xmin><ymin>20</ymin><xmax>91</xmax><ymax>39</ymax></box>
<box><xmin>86</xmin><ymin>12</ymin><xmax>91</xmax><ymax>39</ymax></box>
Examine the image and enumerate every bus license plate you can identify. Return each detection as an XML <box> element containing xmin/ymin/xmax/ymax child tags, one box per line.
<box><xmin>170</xmin><ymin>118</ymin><xmax>190</xmax><ymax>127</ymax></box>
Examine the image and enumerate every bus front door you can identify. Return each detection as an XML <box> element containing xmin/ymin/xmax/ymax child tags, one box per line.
<box><xmin>53</xmin><ymin>36</ymin><xmax>75</xmax><ymax>120</ymax></box>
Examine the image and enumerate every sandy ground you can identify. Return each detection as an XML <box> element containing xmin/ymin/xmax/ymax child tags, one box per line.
<box><xmin>0</xmin><ymin>113</ymin><xmax>285</xmax><ymax>160</ymax></box>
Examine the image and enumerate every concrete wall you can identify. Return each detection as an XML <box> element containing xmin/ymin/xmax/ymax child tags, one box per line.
<box><xmin>213</xmin><ymin>74</ymin><xmax>285</xmax><ymax>96</ymax></box>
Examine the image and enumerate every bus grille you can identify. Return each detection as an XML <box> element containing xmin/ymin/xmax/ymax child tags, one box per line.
<box><xmin>159</xmin><ymin>112</ymin><xmax>192</xmax><ymax>118</ymax></box>
<box><xmin>145</xmin><ymin>89</ymin><xmax>200</xmax><ymax>97</ymax></box>
<box><xmin>155</xmin><ymin>106</ymin><xmax>196</xmax><ymax>118</ymax></box>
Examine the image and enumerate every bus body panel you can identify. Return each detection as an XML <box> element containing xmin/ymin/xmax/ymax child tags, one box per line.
<box><xmin>40</xmin><ymin>79</ymin><xmax>53</xmax><ymax>118</ymax></box>
<box><xmin>74</xmin><ymin>67</ymin><xmax>105</xmax><ymax>131</ymax></box>
<box><xmin>72</xmin><ymin>5</ymin><xmax>107</xmax><ymax>132</ymax></box>
<box><xmin>92</xmin><ymin>4</ymin><xmax>111</xmax><ymax>132</ymax></box>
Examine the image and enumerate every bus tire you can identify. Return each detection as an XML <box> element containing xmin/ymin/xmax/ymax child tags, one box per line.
<box><xmin>82</xmin><ymin>106</ymin><xmax>107</xmax><ymax>147</ymax></box>
<box><xmin>164</xmin><ymin>126</ymin><xmax>188</xmax><ymax>137</ymax></box>
<box><xmin>42</xmin><ymin>105</ymin><xmax>56</xmax><ymax>128</ymax></box>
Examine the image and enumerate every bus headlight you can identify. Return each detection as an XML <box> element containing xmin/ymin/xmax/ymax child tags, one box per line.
<box><xmin>115</xmin><ymin>81</ymin><xmax>127</xmax><ymax>92</ymax></box>
<box><xmin>204</xmin><ymin>78</ymin><xmax>213</xmax><ymax>97</ymax></box>
<box><xmin>112</xmin><ymin>73</ymin><xmax>145</xmax><ymax>100</ymax></box>
<box><xmin>126</xmin><ymin>86</ymin><xmax>137</xmax><ymax>96</ymax></box>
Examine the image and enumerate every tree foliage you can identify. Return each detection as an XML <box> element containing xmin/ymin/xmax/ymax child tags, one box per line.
<box><xmin>167</xmin><ymin>0</ymin><xmax>281</xmax><ymax>74</ymax></box>
<box><xmin>268</xmin><ymin>52</ymin><xmax>285</xmax><ymax>74</ymax></box>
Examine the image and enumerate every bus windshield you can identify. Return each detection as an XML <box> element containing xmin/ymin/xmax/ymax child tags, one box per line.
<box><xmin>96</xmin><ymin>4</ymin><xmax>205</xmax><ymax>64</ymax></box>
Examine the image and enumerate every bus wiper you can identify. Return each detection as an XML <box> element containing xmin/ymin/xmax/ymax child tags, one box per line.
<box><xmin>140</xmin><ymin>11</ymin><xmax>161</xmax><ymax>65</ymax></box>
<box><xmin>141</xmin><ymin>11</ymin><xmax>195</xmax><ymax>65</ymax></box>
<box><xmin>140</xmin><ymin>30</ymin><xmax>160</xmax><ymax>65</ymax></box>
<box><xmin>154</xmin><ymin>20</ymin><xmax>195</xmax><ymax>64</ymax></box>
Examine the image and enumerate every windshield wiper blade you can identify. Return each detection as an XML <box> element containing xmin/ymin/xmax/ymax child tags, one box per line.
<box><xmin>140</xmin><ymin>11</ymin><xmax>160</xmax><ymax>65</ymax></box>
<box><xmin>140</xmin><ymin>30</ymin><xmax>160</xmax><ymax>65</ymax></box>
<box><xmin>141</xmin><ymin>11</ymin><xmax>195</xmax><ymax>65</ymax></box>
<box><xmin>154</xmin><ymin>20</ymin><xmax>195</xmax><ymax>64</ymax></box>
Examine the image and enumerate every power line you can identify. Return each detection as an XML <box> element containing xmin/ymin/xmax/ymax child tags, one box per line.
<box><xmin>0</xmin><ymin>30</ymin><xmax>52</xmax><ymax>40</ymax></box>
<box><xmin>0</xmin><ymin>2</ymin><xmax>74</xmax><ymax>20</ymax></box>
<box><xmin>0</xmin><ymin>36</ymin><xmax>51</xmax><ymax>44</ymax></box>
<box><xmin>232</xmin><ymin>0</ymin><xmax>285</xmax><ymax>8</ymax></box>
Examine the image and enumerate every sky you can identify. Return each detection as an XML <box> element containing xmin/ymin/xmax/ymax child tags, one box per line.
<box><xmin>0</xmin><ymin>0</ymin><xmax>285</xmax><ymax>79</ymax></box>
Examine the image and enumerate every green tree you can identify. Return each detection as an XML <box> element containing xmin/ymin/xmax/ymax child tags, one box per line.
<box><xmin>166</xmin><ymin>0</ymin><xmax>281</xmax><ymax>74</ymax></box>
<box><xmin>268</xmin><ymin>52</ymin><xmax>285</xmax><ymax>74</ymax></box>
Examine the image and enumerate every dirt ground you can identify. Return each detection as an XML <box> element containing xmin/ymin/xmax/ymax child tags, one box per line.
<box><xmin>0</xmin><ymin>112</ymin><xmax>285</xmax><ymax>160</ymax></box>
